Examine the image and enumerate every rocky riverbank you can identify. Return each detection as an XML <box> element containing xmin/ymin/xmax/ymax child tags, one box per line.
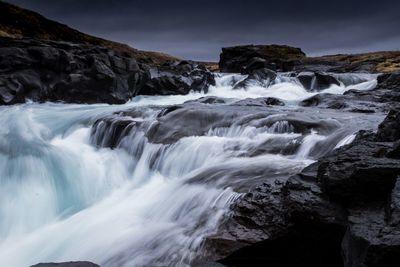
<box><xmin>2</xmin><ymin>1</ymin><xmax>400</xmax><ymax>267</ymax></box>
<box><xmin>219</xmin><ymin>44</ymin><xmax>400</xmax><ymax>74</ymax></box>
<box><xmin>83</xmin><ymin>72</ymin><xmax>400</xmax><ymax>267</ymax></box>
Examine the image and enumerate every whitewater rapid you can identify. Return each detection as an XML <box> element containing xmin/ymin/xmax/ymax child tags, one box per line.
<box><xmin>0</xmin><ymin>72</ymin><xmax>381</xmax><ymax>267</ymax></box>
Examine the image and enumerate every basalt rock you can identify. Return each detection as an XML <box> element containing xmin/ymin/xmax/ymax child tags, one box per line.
<box><xmin>0</xmin><ymin>38</ymin><xmax>216</xmax><ymax>105</ymax></box>
<box><xmin>297</xmin><ymin>71</ymin><xmax>340</xmax><ymax>91</ymax></box>
<box><xmin>139</xmin><ymin>61</ymin><xmax>215</xmax><ymax>95</ymax></box>
<box><xmin>219</xmin><ymin>45</ymin><xmax>306</xmax><ymax>73</ymax></box>
<box><xmin>318</xmin><ymin>130</ymin><xmax>400</xmax><ymax>204</ymax></box>
<box><xmin>376</xmin><ymin>109</ymin><xmax>400</xmax><ymax>142</ymax></box>
<box><xmin>233</xmin><ymin>68</ymin><xmax>277</xmax><ymax>89</ymax></box>
<box><xmin>219</xmin><ymin>45</ymin><xmax>400</xmax><ymax>75</ymax></box>
<box><xmin>376</xmin><ymin>72</ymin><xmax>400</xmax><ymax>90</ymax></box>
<box><xmin>208</xmin><ymin>163</ymin><xmax>347</xmax><ymax>267</ymax></box>
<box><xmin>209</xmin><ymin>110</ymin><xmax>400</xmax><ymax>267</ymax></box>
<box><xmin>0</xmin><ymin>37</ymin><xmax>149</xmax><ymax>105</ymax></box>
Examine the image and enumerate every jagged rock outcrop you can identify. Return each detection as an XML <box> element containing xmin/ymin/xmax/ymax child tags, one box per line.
<box><xmin>0</xmin><ymin>38</ymin><xmax>215</xmax><ymax>105</ymax></box>
<box><xmin>219</xmin><ymin>45</ymin><xmax>306</xmax><ymax>73</ymax></box>
<box><xmin>233</xmin><ymin>68</ymin><xmax>277</xmax><ymax>89</ymax></box>
<box><xmin>297</xmin><ymin>71</ymin><xmax>340</xmax><ymax>91</ymax></box>
<box><xmin>139</xmin><ymin>60</ymin><xmax>215</xmax><ymax>95</ymax></box>
<box><xmin>0</xmin><ymin>38</ymin><xmax>149</xmax><ymax>104</ymax></box>
<box><xmin>205</xmin><ymin>110</ymin><xmax>400</xmax><ymax>267</ymax></box>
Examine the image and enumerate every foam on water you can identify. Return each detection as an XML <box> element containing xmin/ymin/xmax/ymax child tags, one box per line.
<box><xmin>0</xmin><ymin>72</ymin><xmax>378</xmax><ymax>266</ymax></box>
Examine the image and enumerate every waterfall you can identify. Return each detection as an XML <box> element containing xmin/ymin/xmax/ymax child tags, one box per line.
<box><xmin>0</xmin><ymin>72</ymin><xmax>383</xmax><ymax>267</ymax></box>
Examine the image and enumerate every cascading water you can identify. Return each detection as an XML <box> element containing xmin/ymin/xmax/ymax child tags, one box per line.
<box><xmin>0</xmin><ymin>72</ymin><xmax>384</xmax><ymax>267</ymax></box>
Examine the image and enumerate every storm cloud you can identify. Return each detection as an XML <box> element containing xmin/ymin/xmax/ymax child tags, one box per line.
<box><xmin>8</xmin><ymin>0</ymin><xmax>400</xmax><ymax>61</ymax></box>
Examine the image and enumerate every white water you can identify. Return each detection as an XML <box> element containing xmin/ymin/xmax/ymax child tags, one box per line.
<box><xmin>0</xmin><ymin>72</ymin><xmax>378</xmax><ymax>267</ymax></box>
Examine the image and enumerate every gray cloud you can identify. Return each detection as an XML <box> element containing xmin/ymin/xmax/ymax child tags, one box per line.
<box><xmin>9</xmin><ymin>0</ymin><xmax>400</xmax><ymax>61</ymax></box>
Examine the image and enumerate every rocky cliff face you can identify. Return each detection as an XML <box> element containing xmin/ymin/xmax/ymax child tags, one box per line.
<box><xmin>0</xmin><ymin>38</ymin><xmax>215</xmax><ymax>105</ymax></box>
<box><xmin>219</xmin><ymin>45</ymin><xmax>400</xmax><ymax>74</ymax></box>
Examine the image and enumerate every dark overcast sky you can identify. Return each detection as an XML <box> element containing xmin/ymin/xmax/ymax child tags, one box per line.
<box><xmin>8</xmin><ymin>0</ymin><xmax>400</xmax><ymax>61</ymax></box>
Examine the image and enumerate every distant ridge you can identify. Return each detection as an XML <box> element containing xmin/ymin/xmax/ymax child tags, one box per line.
<box><xmin>0</xmin><ymin>1</ymin><xmax>179</xmax><ymax>64</ymax></box>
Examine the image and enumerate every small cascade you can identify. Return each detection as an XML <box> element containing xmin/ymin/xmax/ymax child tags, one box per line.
<box><xmin>0</xmin><ymin>71</ymin><xmax>383</xmax><ymax>267</ymax></box>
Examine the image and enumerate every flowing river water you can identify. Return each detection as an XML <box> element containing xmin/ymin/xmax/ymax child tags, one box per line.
<box><xmin>0</xmin><ymin>73</ymin><xmax>384</xmax><ymax>266</ymax></box>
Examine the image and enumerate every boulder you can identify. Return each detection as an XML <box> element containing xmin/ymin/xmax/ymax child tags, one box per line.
<box><xmin>0</xmin><ymin>38</ymin><xmax>149</xmax><ymax>104</ymax></box>
<box><xmin>219</xmin><ymin>44</ymin><xmax>305</xmax><ymax>73</ymax></box>
<box><xmin>376</xmin><ymin>72</ymin><xmax>400</xmax><ymax>90</ymax></box>
<box><xmin>204</xmin><ymin>110</ymin><xmax>400</xmax><ymax>266</ymax></box>
<box><xmin>233</xmin><ymin>68</ymin><xmax>277</xmax><ymax>89</ymax></box>
<box><xmin>297</xmin><ymin>72</ymin><xmax>340</xmax><ymax>91</ymax></box>
<box><xmin>376</xmin><ymin>109</ymin><xmax>400</xmax><ymax>142</ymax></box>
<box><xmin>0</xmin><ymin>38</ymin><xmax>216</xmax><ymax>105</ymax></box>
<box><xmin>141</xmin><ymin>61</ymin><xmax>215</xmax><ymax>95</ymax></box>
<box><xmin>208</xmin><ymin>164</ymin><xmax>347</xmax><ymax>267</ymax></box>
<box><xmin>318</xmin><ymin>130</ymin><xmax>400</xmax><ymax>203</ymax></box>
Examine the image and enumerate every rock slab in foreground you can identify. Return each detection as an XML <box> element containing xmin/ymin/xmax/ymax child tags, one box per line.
<box><xmin>207</xmin><ymin>109</ymin><xmax>400</xmax><ymax>267</ymax></box>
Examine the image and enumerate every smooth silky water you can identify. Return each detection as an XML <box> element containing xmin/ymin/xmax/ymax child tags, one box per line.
<box><xmin>0</xmin><ymin>73</ymin><xmax>383</xmax><ymax>266</ymax></box>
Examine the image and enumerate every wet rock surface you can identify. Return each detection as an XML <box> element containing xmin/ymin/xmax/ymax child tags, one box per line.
<box><xmin>0</xmin><ymin>38</ymin><xmax>149</xmax><ymax>105</ymax></box>
<box><xmin>219</xmin><ymin>45</ymin><xmax>306</xmax><ymax>73</ymax></box>
<box><xmin>83</xmin><ymin>65</ymin><xmax>400</xmax><ymax>267</ymax></box>
<box><xmin>297</xmin><ymin>71</ymin><xmax>340</xmax><ymax>91</ymax></box>
<box><xmin>204</xmin><ymin>109</ymin><xmax>400</xmax><ymax>267</ymax></box>
<box><xmin>0</xmin><ymin>38</ymin><xmax>214</xmax><ymax>105</ymax></box>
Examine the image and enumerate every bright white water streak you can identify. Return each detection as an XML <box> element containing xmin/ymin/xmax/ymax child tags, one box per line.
<box><xmin>0</xmin><ymin>73</ymin><xmax>377</xmax><ymax>267</ymax></box>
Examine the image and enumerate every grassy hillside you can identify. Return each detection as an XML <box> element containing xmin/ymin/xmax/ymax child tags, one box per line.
<box><xmin>307</xmin><ymin>51</ymin><xmax>400</xmax><ymax>73</ymax></box>
<box><xmin>0</xmin><ymin>1</ymin><xmax>178</xmax><ymax>64</ymax></box>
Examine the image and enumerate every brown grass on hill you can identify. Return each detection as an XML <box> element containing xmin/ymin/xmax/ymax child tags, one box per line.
<box><xmin>0</xmin><ymin>1</ymin><xmax>179</xmax><ymax>64</ymax></box>
<box><xmin>307</xmin><ymin>51</ymin><xmax>400</xmax><ymax>73</ymax></box>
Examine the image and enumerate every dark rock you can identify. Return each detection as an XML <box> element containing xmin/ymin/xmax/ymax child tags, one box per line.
<box><xmin>263</xmin><ymin>97</ymin><xmax>285</xmax><ymax>106</ymax></box>
<box><xmin>387</xmin><ymin>141</ymin><xmax>400</xmax><ymax>159</ymax></box>
<box><xmin>300</xmin><ymin>93</ymin><xmax>348</xmax><ymax>109</ymax></box>
<box><xmin>233</xmin><ymin>68</ymin><xmax>277</xmax><ymax>89</ymax></box>
<box><xmin>31</xmin><ymin>262</ymin><xmax>100</xmax><ymax>267</ymax></box>
<box><xmin>208</xmin><ymin>164</ymin><xmax>347</xmax><ymax>267</ymax></box>
<box><xmin>142</xmin><ymin>60</ymin><xmax>215</xmax><ymax>95</ymax></box>
<box><xmin>233</xmin><ymin>97</ymin><xmax>284</xmax><ymax>107</ymax></box>
<box><xmin>297</xmin><ymin>72</ymin><xmax>341</xmax><ymax>91</ymax></box>
<box><xmin>342</xmin><ymin>202</ymin><xmax>400</xmax><ymax>267</ymax></box>
<box><xmin>0</xmin><ymin>37</ymin><xmax>149</xmax><ymax>104</ymax></box>
<box><xmin>91</xmin><ymin>116</ymin><xmax>138</xmax><ymax>149</ymax></box>
<box><xmin>376</xmin><ymin>109</ymin><xmax>400</xmax><ymax>142</ymax></box>
<box><xmin>184</xmin><ymin>96</ymin><xmax>227</xmax><ymax>105</ymax></box>
<box><xmin>376</xmin><ymin>72</ymin><xmax>400</xmax><ymax>90</ymax></box>
<box><xmin>242</xmin><ymin>57</ymin><xmax>276</xmax><ymax>74</ymax></box>
<box><xmin>318</xmin><ymin>130</ymin><xmax>400</xmax><ymax>204</ymax></box>
<box><xmin>0</xmin><ymin>39</ymin><xmax>216</xmax><ymax>105</ymax></box>
<box><xmin>219</xmin><ymin>44</ymin><xmax>305</xmax><ymax>73</ymax></box>
<box><xmin>138</xmin><ymin>76</ymin><xmax>191</xmax><ymax>95</ymax></box>
<box><xmin>204</xmin><ymin>110</ymin><xmax>400</xmax><ymax>267</ymax></box>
